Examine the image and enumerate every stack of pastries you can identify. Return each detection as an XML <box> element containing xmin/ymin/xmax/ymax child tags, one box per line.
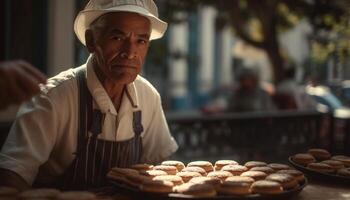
<box><xmin>107</xmin><ymin>160</ymin><xmax>306</xmax><ymax>197</ymax></box>
<box><xmin>291</xmin><ymin>148</ymin><xmax>350</xmax><ymax>178</ymax></box>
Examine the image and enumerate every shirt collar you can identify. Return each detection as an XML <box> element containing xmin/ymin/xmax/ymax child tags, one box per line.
<box><xmin>86</xmin><ymin>55</ymin><xmax>139</xmax><ymax>115</ymax></box>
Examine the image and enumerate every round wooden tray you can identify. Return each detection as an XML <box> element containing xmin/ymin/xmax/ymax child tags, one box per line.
<box><xmin>288</xmin><ymin>157</ymin><xmax>350</xmax><ymax>185</ymax></box>
<box><xmin>110</xmin><ymin>178</ymin><xmax>307</xmax><ymax>200</ymax></box>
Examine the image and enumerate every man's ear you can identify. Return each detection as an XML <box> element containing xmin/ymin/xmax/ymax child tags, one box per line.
<box><xmin>85</xmin><ymin>29</ymin><xmax>95</xmax><ymax>53</ymax></box>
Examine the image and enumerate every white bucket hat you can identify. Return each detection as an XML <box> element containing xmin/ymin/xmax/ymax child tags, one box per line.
<box><xmin>74</xmin><ymin>0</ymin><xmax>168</xmax><ymax>45</ymax></box>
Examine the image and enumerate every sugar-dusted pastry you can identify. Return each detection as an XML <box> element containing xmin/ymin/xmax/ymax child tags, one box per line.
<box><xmin>187</xmin><ymin>161</ymin><xmax>214</xmax><ymax>173</ymax></box>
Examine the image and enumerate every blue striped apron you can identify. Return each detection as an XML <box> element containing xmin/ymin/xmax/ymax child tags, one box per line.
<box><xmin>61</xmin><ymin>67</ymin><xmax>143</xmax><ymax>190</ymax></box>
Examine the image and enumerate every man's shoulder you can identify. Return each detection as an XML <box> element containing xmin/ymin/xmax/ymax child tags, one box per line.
<box><xmin>41</xmin><ymin>66</ymin><xmax>83</xmax><ymax>95</ymax></box>
<box><xmin>134</xmin><ymin>75</ymin><xmax>160</xmax><ymax>97</ymax></box>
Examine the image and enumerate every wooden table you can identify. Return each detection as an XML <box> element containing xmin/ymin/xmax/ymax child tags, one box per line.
<box><xmin>292</xmin><ymin>181</ymin><xmax>350</xmax><ymax>200</ymax></box>
<box><xmin>99</xmin><ymin>180</ymin><xmax>350</xmax><ymax>200</ymax></box>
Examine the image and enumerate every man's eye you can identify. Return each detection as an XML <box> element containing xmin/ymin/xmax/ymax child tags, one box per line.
<box><xmin>138</xmin><ymin>39</ymin><xmax>148</xmax><ymax>45</ymax></box>
<box><xmin>112</xmin><ymin>36</ymin><xmax>123</xmax><ymax>41</ymax></box>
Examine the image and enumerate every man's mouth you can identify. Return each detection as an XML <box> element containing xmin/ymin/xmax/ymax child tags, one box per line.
<box><xmin>111</xmin><ymin>64</ymin><xmax>136</xmax><ymax>69</ymax></box>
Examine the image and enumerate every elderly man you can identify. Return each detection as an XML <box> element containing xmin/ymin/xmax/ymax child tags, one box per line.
<box><xmin>0</xmin><ymin>0</ymin><xmax>178</xmax><ymax>190</ymax></box>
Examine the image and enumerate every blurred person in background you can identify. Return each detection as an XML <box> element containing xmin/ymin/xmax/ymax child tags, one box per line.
<box><xmin>0</xmin><ymin>60</ymin><xmax>46</xmax><ymax>109</ymax></box>
<box><xmin>275</xmin><ymin>67</ymin><xmax>317</xmax><ymax>110</ymax></box>
<box><xmin>228</xmin><ymin>68</ymin><xmax>276</xmax><ymax>112</ymax></box>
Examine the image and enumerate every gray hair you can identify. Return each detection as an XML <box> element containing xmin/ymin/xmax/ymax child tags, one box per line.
<box><xmin>88</xmin><ymin>14</ymin><xmax>109</xmax><ymax>39</ymax></box>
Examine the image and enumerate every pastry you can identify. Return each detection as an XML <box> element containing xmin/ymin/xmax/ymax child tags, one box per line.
<box><xmin>187</xmin><ymin>161</ymin><xmax>214</xmax><ymax>173</ymax></box>
<box><xmin>221</xmin><ymin>165</ymin><xmax>248</xmax><ymax>175</ymax></box>
<box><xmin>181</xmin><ymin>166</ymin><xmax>207</xmax><ymax>176</ymax></box>
<box><xmin>189</xmin><ymin>176</ymin><xmax>221</xmax><ymax>190</ymax></box>
<box><xmin>267</xmin><ymin>163</ymin><xmax>291</xmax><ymax>171</ymax></box>
<box><xmin>140</xmin><ymin>169</ymin><xmax>168</xmax><ymax>178</ymax></box>
<box><xmin>214</xmin><ymin>160</ymin><xmax>238</xmax><ymax>171</ymax></box>
<box><xmin>331</xmin><ymin>155</ymin><xmax>350</xmax><ymax>167</ymax></box>
<box><xmin>153</xmin><ymin>165</ymin><xmax>178</xmax><ymax>175</ymax></box>
<box><xmin>307</xmin><ymin>148</ymin><xmax>331</xmax><ymax>161</ymax></box>
<box><xmin>140</xmin><ymin>179</ymin><xmax>174</xmax><ymax>193</ymax></box>
<box><xmin>107</xmin><ymin>167</ymin><xmax>139</xmax><ymax>182</ymax></box>
<box><xmin>251</xmin><ymin>180</ymin><xmax>283</xmax><ymax>195</ymax></box>
<box><xmin>265</xmin><ymin>173</ymin><xmax>298</xmax><ymax>190</ymax></box>
<box><xmin>131</xmin><ymin>163</ymin><xmax>154</xmax><ymax>173</ymax></box>
<box><xmin>217</xmin><ymin>176</ymin><xmax>254</xmax><ymax>195</ymax></box>
<box><xmin>276</xmin><ymin>169</ymin><xmax>305</xmax><ymax>183</ymax></box>
<box><xmin>125</xmin><ymin>173</ymin><xmax>152</xmax><ymax>188</ymax></box>
<box><xmin>292</xmin><ymin>154</ymin><xmax>316</xmax><ymax>166</ymax></box>
<box><xmin>174</xmin><ymin>182</ymin><xmax>216</xmax><ymax>197</ymax></box>
<box><xmin>249</xmin><ymin>166</ymin><xmax>275</xmax><ymax>174</ymax></box>
<box><xmin>321</xmin><ymin>160</ymin><xmax>345</xmax><ymax>170</ymax></box>
<box><xmin>207</xmin><ymin>171</ymin><xmax>233</xmax><ymax>182</ymax></box>
<box><xmin>240</xmin><ymin>171</ymin><xmax>267</xmax><ymax>181</ymax></box>
<box><xmin>176</xmin><ymin>171</ymin><xmax>202</xmax><ymax>183</ymax></box>
<box><xmin>152</xmin><ymin>175</ymin><xmax>184</xmax><ymax>186</ymax></box>
<box><xmin>161</xmin><ymin>160</ymin><xmax>185</xmax><ymax>171</ymax></box>
<box><xmin>244</xmin><ymin>161</ymin><xmax>267</xmax><ymax>169</ymax></box>
<box><xmin>337</xmin><ymin>167</ymin><xmax>350</xmax><ymax>177</ymax></box>
<box><xmin>307</xmin><ymin>163</ymin><xmax>334</xmax><ymax>173</ymax></box>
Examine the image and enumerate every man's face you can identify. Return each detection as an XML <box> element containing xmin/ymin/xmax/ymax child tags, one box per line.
<box><xmin>88</xmin><ymin>12</ymin><xmax>151</xmax><ymax>85</ymax></box>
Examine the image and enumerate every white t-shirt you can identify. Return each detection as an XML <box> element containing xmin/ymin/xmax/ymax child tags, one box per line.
<box><xmin>0</xmin><ymin>58</ymin><xmax>178</xmax><ymax>185</ymax></box>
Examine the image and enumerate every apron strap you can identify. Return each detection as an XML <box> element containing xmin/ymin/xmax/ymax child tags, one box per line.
<box><xmin>133</xmin><ymin>111</ymin><xmax>143</xmax><ymax>136</ymax></box>
<box><xmin>75</xmin><ymin>66</ymin><xmax>92</xmax><ymax>156</ymax></box>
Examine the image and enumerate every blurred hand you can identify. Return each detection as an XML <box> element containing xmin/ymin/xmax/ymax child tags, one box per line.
<box><xmin>0</xmin><ymin>60</ymin><xmax>47</xmax><ymax>109</ymax></box>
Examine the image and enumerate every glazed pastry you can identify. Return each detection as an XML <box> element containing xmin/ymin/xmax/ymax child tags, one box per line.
<box><xmin>331</xmin><ymin>155</ymin><xmax>350</xmax><ymax>167</ymax></box>
<box><xmin>321</xmin><ymin>160</ymin><xmax>345</xmax><ymax>170</ymax></box>
<box><xmin>337</xmin><ymin>167</ymin><xmax>350</xmax><ymax>177</ymax></box>
<box><xmin>292</xmin><ymin>154</ymin><xmax>316</xmax><ymax>166</ymax></box>
<box><xmin>307</xmin><ymin>148</ymin><xmax>331</xmax><ymax>161</ymax></box>
<box><xmin>307</xmin><ymin>163</ymin><xmax>334</xmax><ymax>173</ymax></box>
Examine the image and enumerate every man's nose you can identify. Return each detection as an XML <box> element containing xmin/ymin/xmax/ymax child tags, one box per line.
<box><xmin>121</xmin><ymin>40</ymin><xmax>137</xmax><ymax>59</ymax></box>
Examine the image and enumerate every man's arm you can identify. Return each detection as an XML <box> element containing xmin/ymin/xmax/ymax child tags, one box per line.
<box><xmin>0</xmin><ymin>168</ymin><xmax>30</xmax><ymax>191</ymax></box>
<box><xmin>0</xmin><ymin>60</ymin><xmax>47</xmax><ymax>109</ymax></box>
